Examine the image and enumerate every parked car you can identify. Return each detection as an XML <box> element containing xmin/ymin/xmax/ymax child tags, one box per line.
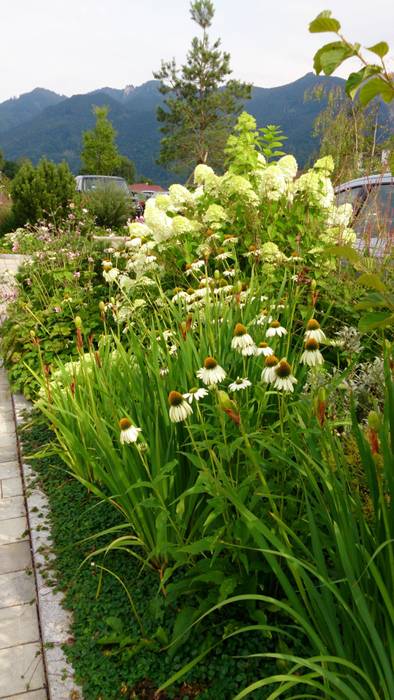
<box><xmin>335</xmin><ymin>173</ymin><xmax>394</xmax><ymax>256</ymax></box>
<box><xmin>75</xmin><ymin>175</ymin><xmax>143</xmax><ymax>216</ymax></box>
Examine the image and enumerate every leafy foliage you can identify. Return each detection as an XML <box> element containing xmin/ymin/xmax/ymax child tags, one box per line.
<box><xmin>309</xmin><ymin>11</ymin><xmax>394</xmax><ymax>179</ymax></box>
<box><xmin>10</xmin><ymin>158</ymin><xmax>75</xmax><ymax>227</ymax></box>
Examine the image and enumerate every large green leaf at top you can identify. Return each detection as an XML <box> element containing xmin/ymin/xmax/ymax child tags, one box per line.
<box><xmin>309</xmin><ymin>10</ymin><xmax>341</xmax><ymax>33</ymax></box>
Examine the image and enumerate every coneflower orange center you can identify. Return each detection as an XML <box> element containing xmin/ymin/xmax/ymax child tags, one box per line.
<box><xmin>275</xmin><ymin>360</ymin><xmax>292</xmax><ymax>378</ymax></box>
<box><xmin>305</xmin><ymin>338</ymin><xmax>319</xmax><ymax>351</ymax></box>
<box><xmin>307</xmin><ymin>319</ymin><xmax>320</xmax><ymax>330</ymax></box>
<box><xmin>234</xmin><ymin>323</ymin><xmax>247</xmax><ymax>337</ymax></box>
<box><xmin>168</xmin><ymin>391</ymin><xmax>184</xmax><ymax>407</ymax></box>
<box><xmin>265</xmin><ymin>355</ymin><xmax>279</xmax><ymax>367</ymax></box>
<box><xmin>204</xmin><ymin>356</ymin><xmax>218</xmax><ymax>370</ymax></box>
<box><xmin>119</xmin><ymin>417</ymin><xmax>132</xmax><ymax>431</ymax></box>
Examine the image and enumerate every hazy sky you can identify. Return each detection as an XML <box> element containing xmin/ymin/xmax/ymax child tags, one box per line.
<box><xmin>1</xmin><ymin>0</ymin><xmax>393</xmax><ymax>103</ymax></box>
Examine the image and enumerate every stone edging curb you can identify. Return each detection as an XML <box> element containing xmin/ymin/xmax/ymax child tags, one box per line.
<box><xmin>13</xmin><ymin>394</ymin><xmax>82</xmax><ymax>700</ymax></box>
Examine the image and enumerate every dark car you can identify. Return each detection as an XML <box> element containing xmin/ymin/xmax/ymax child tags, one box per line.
<box><xmin>335</xmin><ymin>173</ymin><xmax>394</xmax><ymax>256</ymax></box>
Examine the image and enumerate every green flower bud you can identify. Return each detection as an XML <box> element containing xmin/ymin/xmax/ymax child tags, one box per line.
<box><xmin>367</xmin><ymin>411</ymin><xmax>381</xmax><ymax>431</ymax></box>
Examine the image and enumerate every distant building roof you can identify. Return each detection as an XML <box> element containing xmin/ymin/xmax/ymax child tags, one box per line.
<box><xmin>129</xmin><ymin>183</ymin><xmax>164</xmax><ymax>193</ymax></box>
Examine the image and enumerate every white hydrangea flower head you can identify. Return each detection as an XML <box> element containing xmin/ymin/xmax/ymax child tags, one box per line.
<box><xmin>260</xmin><ymin>242</ymin><xmax>285</xmax><ymax>262</ymax></box>
<box><xmin>154</xmin><ymin>194</ymin><xmax>173</xmax><ymax>211</ymax></box>
<box><xmin>192</xmin><ymin>185</ymin><xmax>205</xmax><ymax>201</ymax></box>
<box><xmin>127</xmin><ymin>221</ymin><xmax>151</xmax><ymax>238</ymax></box>
<box><xmin>295</xmin><ymin>170</ymin><xmax>334</xmax><ymax>209</ymax></box>
<box><xmin>326</xmin><ymin>203</ymin><xmax>353</xmax><ymax>228</ymax></box>
<box><xmin>144</xmin><ymin>197</ymin><xmax>174</xmax><ymax>242</ymax></box>
<box><xmin>169</xmin><ymin>184</ymin><xmax>195</xmax><ymax>208</ymax></box>
<box><xmin>171</xmin><ymin>215</ymin><xmax>199</xmax><ymax>237</ymax></box>
<box><xmin>258</xmin><ymin>164</ymin><xmax>287</xmax><ymax>201</ymax></box>
<box><xmin>194</xmin><ymin>163</ymin><xmax>215</xmax><ymax>185</ymax></box>
<box><xmin>277</xmin><ymin>155</ymin><xmax>298</xmax><ymax>181</ymax></box>
<box><xmin>220</xmin><ymin>173</ymin><xmax>259</xmax><ymax>206</ymax></box>
<box><xmin>313</xmin><ymin>155</ymin><xmax>335</xmax><ymax>175</ymax></box>
<box><xmin>203</xmin><ymin>204</ymin><xmax>228</xmax><ymax>228</ymax></box>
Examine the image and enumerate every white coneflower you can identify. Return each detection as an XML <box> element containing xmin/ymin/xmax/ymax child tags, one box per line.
<box><xmin>222</xmin><ymin>235</ymin><xmax>239</xmax><ymax>246</ymax></box>
<box><xmin>168</xmin><ymin>391</ymin><xmax>193</xmax><ymax>423</ymax></box>
<box><xmin>242</xmin><ymin>344</ymin><xmax>257</xmax><ymax>356</ymax></box>
<box><xmin>171</xmin><ymin>289</ymin><xmax>190</xmax><ymax>303</ymax></box>
<box><xmin>261</xmin><ymin>355</ymin><xmax>279</xmax><ymax>384</ymax></box>
<box><xmin>253</xmin><ymin>310</ymin><xmax>272</xmax><ymax>326</ymax></box>
<box><xmin>273</xmin><ymin>360</ymin><xmax>298</xmax><ymax>393</ymax></box>
<box><xmin>229</xmin><ymin>377</ymin><xmax>252</xmax><ymax>392</ymax></box>
<box><xmin>231</xmin><ymin>323</ymin><xmax>255</xmax><ymax>354</ymax></box>
<box><xmin>266</xmin><ymin>320</ymin><xmax>287</xmax><ymax>338</ymax></box>
<box><xmin>183</xmin><ymin>387</ymin><xmax>209</xmax><ymax>404</ymax></box>
<box><xmin>119</xmin><ymin>418</ymin><xmax>142</xmax><ymax>444</ymax></box>
<box><xmin>215</xmin><ymin>251</ymin><xmax>234</xmax><ymax>261</ymax></box>
<box><xmin>223</xmin><ymin>269</ymin><xmax>236</xmax><ymax>278</ymax></box>
<box><xmin>300</xmin><ymin>338</ymin><xmax>324</xmax><ymax>367</ymax></box>
<box><xmin>197</xmin><ymin>356</ymin><xmax>226</xmax><ymax>386</ymax></box>
<box><xmin>304</xmin><ymin>319</ymin><xmax>326</xmax><ymax>343</ymax></box>
<box><xmin>254</xmin><ymin>342</ymin><xmax>274</xmax><ymax>357</ymax></box>
<box><xmin>213</xmin><ymin>284</ymin><xmax>233</xmax><ymax>296</ymax></box>
<box><xmin>103</xmin><ymin>267</ymin><xmax>120</xmax><ymax>282</ymax></box>
<box><xmin>191</xmin><ymin>259</ymin><xmax>205</xmax><ymax>271</ymax></box>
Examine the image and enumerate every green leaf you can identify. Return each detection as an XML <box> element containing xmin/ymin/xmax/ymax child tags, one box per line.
<box><xmin>346</xmin><ymin>66</ymin><xmax>382</xmax><ymax>99</ymax></box>
<box><xmin>313</xmin><ymin>41</ymin><xmax>349</xmax><ymax>74</ymax></box>
<box><xmin>309</xmin><ymin>11</ymin><xmax>341</xmax><ymax>33</ymax></box>
<box><xmin>366</xmin><ymin>41</ymin><xmax>389</xmax><ymax>58</ymax></box>
<box><xmin>358</xmin><ymin>311</ymin><xmax>394</xmax><ymax>332</ymax></box>
<box><xmin>325</xmin><ymin>245</ymin><xmax>361</xmax><ymax>264</ymax></box>
<box><xmin>359</xmin><ymin>77</ymin><xmax>394</xmax><ymax>105</ymax></box>
<box><xmin>357</xmin><ymin>272</ymin><xmax>387</xmax><ymax>293</ymax></box>
<box><xmin>320</xmin><ymin>48</ymin><xmax>351</xmax><ymax>75</ymax></box>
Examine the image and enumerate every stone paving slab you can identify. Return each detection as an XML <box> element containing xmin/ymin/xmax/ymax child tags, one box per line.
<box><xmin>0</xmin><ymin>460</ymin><xmax>20</xmax><ymax>477</ymax></box>
<box><xmin>1</xmin><ymin>474</ymin><xmax>24</xmax><ymax>497</ymax></box>
<box><xmin>0</xmin><ymin>569</ymin><xmax>36</xmax><ymax>608</ymax></box>
<box><xmin>0</xmin><ymin>642</ymin><xmax>45</xmax><ymax>697</ymax></box>
<box><xmin>5</xmin><ymin>690</ymin><xmax>48</xmax><ymax>700</ymax></box>
<box><xmin>0</xmin><ymin>448</ymin><xmax>18</xmax><ymax>463</ymax></box>
<box><xmin>0</xmin><ymin>541</ymin><xmax>32</xmax><ymax>575</ymax></box>
<box><xmin>0</xmin><ymin>516</ymin><xmax>28</xmax><ymax>545</ymax></box>
<box><xmin>0</xmin><ymin>495</ymin><xmax>25</xmax><ymax>520</ymax></box>
<box><xmin>0</xmin><ymin>603</ymin><xmax>40</xmax><ymax>649</ymax></box>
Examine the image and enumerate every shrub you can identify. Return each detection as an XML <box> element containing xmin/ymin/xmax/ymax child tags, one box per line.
<box><xmin>10</xmin><ymin>159</ymin><xmax>75</xmax><ymax>227</ymax></box>
<box><xmin>84</xmin><ymin>186</ymin><xmax>135</xmax><ymax>229</ymax></box>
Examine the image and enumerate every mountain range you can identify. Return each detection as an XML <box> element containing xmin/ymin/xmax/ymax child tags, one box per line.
<box><xmin>0</xmin><ymin>73</ymin><xmax>382</xmax><ymax>185</ymax></box>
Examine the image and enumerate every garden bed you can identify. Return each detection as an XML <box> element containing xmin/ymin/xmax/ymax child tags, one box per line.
<box><xmin>21</xmin><ymin>415</ymin><xmax>288</xmax><ymax>700</ymax></box>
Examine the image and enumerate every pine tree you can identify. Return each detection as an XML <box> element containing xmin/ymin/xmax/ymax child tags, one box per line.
<box><xmin>81</xmin><ymin>106</ymin><xmax>121</xmax><ymax>175</ymax></box>
<box><xmin>154</xmin><ymin>0</ymin><xmax>251</xmax><ymax>175</ymax></box>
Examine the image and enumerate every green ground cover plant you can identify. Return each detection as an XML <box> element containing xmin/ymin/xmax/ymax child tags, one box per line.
<box><xmin>22</xmin><ymin>415</ymin><xmax>290</xmax><ymax>699</ymax></box>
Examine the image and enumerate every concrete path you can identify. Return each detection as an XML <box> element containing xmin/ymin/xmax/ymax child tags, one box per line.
<box><xmin>0</xmin><ymin>254</ymin><xmax>48</xmax><ymax>698</ymax></box>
